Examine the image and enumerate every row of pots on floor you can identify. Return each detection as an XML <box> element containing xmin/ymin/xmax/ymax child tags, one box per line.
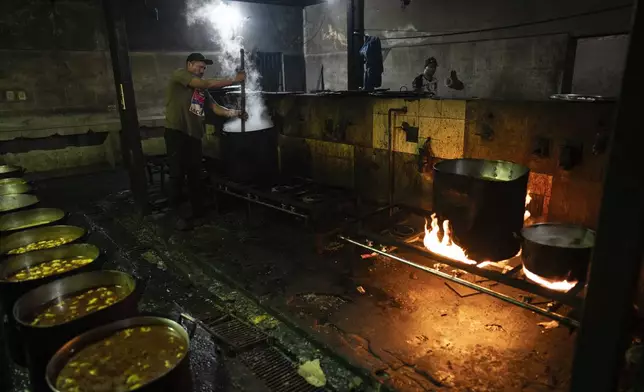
<box><xmin>0</xmin><ymin>165</ymin><xmax>193</xmax><ymax>392</ymax></box>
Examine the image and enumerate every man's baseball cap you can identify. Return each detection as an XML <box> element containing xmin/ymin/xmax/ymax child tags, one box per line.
<box><xmin>186</xmin><ymin>53</ymin><xmax>213</xmax><ymax>65</ymax></box>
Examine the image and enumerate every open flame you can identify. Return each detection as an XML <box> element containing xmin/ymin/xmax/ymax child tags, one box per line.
<box><xmin>524</xmin><ymin>194</ymin><xmax>532</xmax><ymax>221</ymax></box>
<box><xmin>423</xmin><ymin>214</ymin><xmax>478</xmax><ymax>265</ymax></box>
<box><xmin>522</xmin><ymin>265</ymin><xmax>577</xmax><ymax>292</ymax></box>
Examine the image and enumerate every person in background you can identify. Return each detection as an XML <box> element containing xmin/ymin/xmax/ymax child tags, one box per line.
<box><xmin>165</xmin><ymin>52</ymin><xmax>246</xmax><ymax>230</ymax></box>
<box><xmin>412</xmin><ymin>57</ymin><xmax>439</xmax><ymax>96</ymax></box>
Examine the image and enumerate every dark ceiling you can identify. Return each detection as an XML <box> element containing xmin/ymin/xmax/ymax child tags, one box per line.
<box><xmin>231</xmin><ymin>0</ymin><xmax>327</xmax><ymax>6</ymax></box>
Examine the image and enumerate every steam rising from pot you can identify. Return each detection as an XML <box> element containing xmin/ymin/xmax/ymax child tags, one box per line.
<box><xmin>186</xmin><ymin>0</ymin><xmax>273</xmax><ymax>132</ymax></box>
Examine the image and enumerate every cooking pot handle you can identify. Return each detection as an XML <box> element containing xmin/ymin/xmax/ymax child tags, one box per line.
<box><xmin>178</xmin><ymin>313</ymin><xmax>198</xmax><ymax>339</ymax></box>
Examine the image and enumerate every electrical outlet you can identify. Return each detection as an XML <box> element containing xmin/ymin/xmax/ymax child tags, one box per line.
<box><xmin>17</xmin><ymin>91</ymin><xmax>27</xmax><ymax>101</ymax></box>
<box><xmin>5</xmin><ymin>91</ymin><xmax>15</xmax><ymax>102</ymax></box>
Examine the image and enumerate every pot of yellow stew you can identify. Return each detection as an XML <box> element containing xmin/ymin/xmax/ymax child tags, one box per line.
<box><xmin>46</xmin><ymin>316</ymin><xmax>192</xmax><ymax>392</ymax></box>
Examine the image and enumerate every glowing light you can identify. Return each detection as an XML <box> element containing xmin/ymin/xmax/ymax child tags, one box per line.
<box><xmin>523</xmin><ymin>266</ymin><xmax>577</xmax><ymax>292</ymax></box>
<box><xmin>524</xmin><ymin>193</ymin><xmax>532</xmax><ymax>221</ymax></box>
<box><xmin>423</xmin><ymin>214</ymin><xmax>478</xmax><ymax>265</ymax></box>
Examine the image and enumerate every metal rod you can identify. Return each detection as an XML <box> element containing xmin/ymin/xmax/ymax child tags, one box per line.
<box><xmin>340</xmin><ymin>235</ymin><xmax>580</xmax><ymax>327</ymax></box>
<box><xmin>359</xmin><ymin>229</ymin><xmax>583</xmax><ymax>309</ymax></box>
<box><xmin>240</xmin><ymin>48</ymin><xmax>246</xmax><ymax>133</ymax></box>
<box><xmin>571</xmin><ymin>1</ymin><xmax>644</xmax><ymax>390</ymax></box>
<box><xmin>218</xmin><ymin>188</ymin><xmax>308</xmax><ymax>219</ymax></box>
<box><xmin>387</xmin><ymin>108</ymin><xmax>407</xmax><ymax>215</ymax></box>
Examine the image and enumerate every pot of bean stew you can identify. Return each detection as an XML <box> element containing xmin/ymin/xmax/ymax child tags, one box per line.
<box><xmin>14</xmin><ymin>270</ymin><xmax>140</xmax><ymax>392</ymax></box>
<box><xmin>46</xmin><ymin>316</ymin><xmax>192</xmax><ymax>392</ymax></box>
<box><xmin>0</xmin><ymin>244</ymin><xmax>101</xmax><ymax>366</ymax></box>
<box><xmin>0</xmin><ymin>225</ymin><xmax>86</xmax><ymax>257</ymax></box>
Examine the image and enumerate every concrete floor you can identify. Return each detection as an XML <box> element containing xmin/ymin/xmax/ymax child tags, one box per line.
<box><xmin>17</xmin><ymin>169</ymin><xmax>580</xmax><ymax>391</ymax></box>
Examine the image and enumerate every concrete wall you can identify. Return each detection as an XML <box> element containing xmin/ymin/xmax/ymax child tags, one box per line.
<box><xmin>572</xmin><ymin>34</ymin><xmax>629</xmax><ymax>96</ymax></box>
<box><xmin>0</xmin><ymin>0</ymin><xmax>304</xmax><ymax>173</ymax></box>
<box><xmin>264</xmin><ymin>95</ymin><xmax>611</xmax><ymax>228</ymax></box>
<box><xmin>304</xmin><ymin>0</ymin><xmax>633</xmax><ymax>98</ymax></box>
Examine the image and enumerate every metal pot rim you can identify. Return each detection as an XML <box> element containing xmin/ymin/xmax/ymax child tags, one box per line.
<box><xmin>433</xmin><ymin>158</ymin><xmax>530</xmax><ymax>181</ymax></box>
<box><xmin>0</xmin><ymin>194</ymin><xmax>39</xmax><ymax>213</ymax></box>
<box><xmin>521</xmin><ymin>223</ymin><xmax>596</xmax><ymax>248</ymax></box>
<box><xmin>0</xmin><ymin>224</ymin><xmax>86</xmax><ymax>256</ymax></box>
<box><xmin>13</xmin><ymin>269</ymin><xmax>135</xmax><ymax>328</ymax></box>
<box><xmin>0</xmin><ymin>207</ymin><xmax>65</xmax><ymax>233</ymax></box>
<box><xmin>0</xmin><ymin>165</ymin><xmax>22</xmax><ymax>174</ymax></box>
<box><xmin>46</xmin><ymin>316</ymin><xmax>190</xmax><ymax>392</ymax></box>
<box><xmin>0</xmin><ymin>242</ymin><xmax>98</xmax><ymax>282</ymax></box>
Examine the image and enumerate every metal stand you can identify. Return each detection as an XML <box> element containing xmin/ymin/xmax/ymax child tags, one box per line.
<box><xmin>571</xmin><ymin>1</ymin><xmax>644</xmax><ymax>390</ymax></box>
<box><xmin>102</xmin><ymin>0</ymin><xmax>148</xmax><ymax>212</ymax></box>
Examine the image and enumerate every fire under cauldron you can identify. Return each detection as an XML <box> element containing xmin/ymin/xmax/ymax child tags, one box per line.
<box><xmin>433</xmin><ymin>158</ymin><xmax>530</xmax><ymax>261</ymax></box>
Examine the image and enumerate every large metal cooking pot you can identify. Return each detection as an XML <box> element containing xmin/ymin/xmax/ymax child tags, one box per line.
<box><xmin>433</xmin><ymin>158</ymin><xmax>530</xmax><ymax>261</ymax></box>
<box><xmin>0</xmin><ymin>194</ymin><xmax>39</xmax><ymax>214</ymax></box>
<box><xmin>520</xmin><ymin>223</ymin><xmax>596</xmax><ymax>283</ymax></box>
<box><xmin>0</xmin><ymin>165</ymin><xmax>23</xmax><ymax>180</ymax></box>
<box><xmin>220</xmin><ymin>127</ymin><xmax>279</xmax><ymax>185</ymax></box>
<box><xmin>0</xmin><ymin>182</ymin><xmax>32</xmax><ymax>196</ymax></box>
<box><xmin>0</xmin><ymin>224</ymin><xmax>85</xmax><ymax>256</ymax></box>
<box><xmin>0</xmin><ymin>243</ymin><xmax>101</xmax><ymax>366</ymax></box>
<box><xmin>0</xmin><ymin>208</ymin><xmax>66</xmax><ymax>235</ymax></box>
<box><xmin>0</xmin><ymin>177</ymin><xmax>27</xmax><ymax>186</ymax></box>
<box><xmin>46</xmin><ymin>316</ymin><xmax>193</xmax><ymax>392</ymax></box>
<box><xmin>14</xmin><ymin>270</ymin><xmax>139</xmax><ymax>392</ymax></box>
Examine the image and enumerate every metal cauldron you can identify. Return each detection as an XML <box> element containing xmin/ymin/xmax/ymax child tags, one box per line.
<box><xmin>0</xmin><ymin>194</ymin><xmax>39</xmax><ymax>214</ymax></box>
<box><xmin>0</xmin><ymin>208</ymin><xmax>66</xmax><ymax>235</ymax></box>
<box><xmin>0</xmin><ymin>244</ymin><xmax>101</xmax><ymax>366</ymax></box>
<box><xmin>433</xmin><ymin>158</ymin><xmax>530</xmax><ymax>261</ymax></box>
<box><xmin>0</xmin><ymin>177</ymin><xmax>27</xmax><ymax>186</ymax></box>
<box><xmin>0</xmin><ymin>165</ymin><xmax>23</xmax><ymax>180</ymax></box>
<box><xmin>520</xmin><ymin>223</ymin><xmax>596</xmax><ymax>282</ymax></box>
<box><xmin>220</xmin><ymin>127</ymin><xmax>279</xmax><ymax>185</ymax></box>
<box><xmin>46</xmin><ymin>316</ymin><xmax>193</xmax><ymax>392</ymax></box>
<box><xmin>0</xmin><ymin>182</ymin><xmax>32</xmax><ymax>196</ymax></box>
<box><xmin>14</xmin><ymin>270</ymin><xmax>140</xmax><ymax>392</ymax></box>
<box><xmin>0</xmin><ymin>225</ymin><xmax>86</xmax><ymax>257</ymax></box>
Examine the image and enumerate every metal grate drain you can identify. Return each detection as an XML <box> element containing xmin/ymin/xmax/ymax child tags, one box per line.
<box><xmin>208</xmin><ymin>318</ymin><xmax>268</xmax><ymax>351</ymax></box>
<box><xmin>238</xmin><ymin>346</ymin><xmax>324</xmax><ymax>392</ymax></box>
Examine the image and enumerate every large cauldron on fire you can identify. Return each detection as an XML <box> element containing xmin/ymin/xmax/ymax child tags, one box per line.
<box><xmin>433</xmin><ymin>158</ymin><xmax>529</xmax><ymax>261</ymax></box>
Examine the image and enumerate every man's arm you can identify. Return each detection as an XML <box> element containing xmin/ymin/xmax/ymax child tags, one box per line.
<box><xmin>187</xmin><ymin>71</ymin><xmax>246</xmax><ymax>89</ymax></box>
<box><xmin>210</xmin><ymin>102</ymin><xmax>240</xmax><ymax>118</ymax></box>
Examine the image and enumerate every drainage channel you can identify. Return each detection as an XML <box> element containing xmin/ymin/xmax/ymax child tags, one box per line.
<box><xmin>179</xmin><ymin>312</ymin><xmax>325</xmax><ymax>392</ymax></box>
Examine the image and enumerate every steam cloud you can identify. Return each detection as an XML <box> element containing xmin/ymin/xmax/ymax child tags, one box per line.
<box><xmin>186</xmin><ymin>0</ymin><xmax>273</xmax><ymax>132</ymax></box>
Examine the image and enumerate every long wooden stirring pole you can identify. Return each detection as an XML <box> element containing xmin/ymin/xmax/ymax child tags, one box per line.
<box><xmin>240</xmin><ymin>48</ymin><xmax>246</xmax><ymax>133</ymax></box>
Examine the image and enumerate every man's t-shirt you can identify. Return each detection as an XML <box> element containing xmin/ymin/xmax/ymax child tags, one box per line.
<box><xmin>165</xmin><ymin>68</ymin><xmax>213</xmax><ymax>139</ymax></box>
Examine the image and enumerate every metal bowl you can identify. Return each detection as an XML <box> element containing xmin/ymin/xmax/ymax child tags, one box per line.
<box><xmin>0</xmin><ymin>178</ymin><xmax>27</xmax><ymax>186</ymax></box>
<box><xmin>46</xmin><ymin>316</ymin><xmax>191</xmax><ymax>392</ymax></box>
<box><xmin>0</xmin><ymin>194</ymin><xmax>39</xmax><ymax>213</ymax></box>
<box><xmin>0</xmin><ymin>208</ymin><xmax>66</xmax><ymax>234</ymax></box>
<box><xmin>0</xmin><ymin>225</ymin><xmax>86</xmax><ymax>256</ymax></box>
<box><xmin>0</xmin><ymin>182</ymin><xmax>32</xmax><ymax>196</ymax></box>
<box><xmin>0</xmin><ymin>165</ymin><xmax>23</xmax><ymax>179</ymax></box>
<box><xmin>14</xmin><ymin>270</ymin><xmax>139</xmax><ymax>392</ymax></box>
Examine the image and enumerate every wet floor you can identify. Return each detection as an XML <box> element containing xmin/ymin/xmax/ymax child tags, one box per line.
<box><xmin>4</xmin><ymin>169</ymin><xmax>579</xmax><ymax>391</ymax></box>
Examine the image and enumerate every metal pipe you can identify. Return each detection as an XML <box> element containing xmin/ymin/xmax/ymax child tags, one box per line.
<box><xmin>240</xmin><ymin>48</ymin><xmax>246</xmax><ymax>133</ymax></box>
<box><xmin>359</xmin><ymin>228</ymin><xmax>583</xmax><ymax>309</ymax></box>
<box><xmin>387</xmin><ymin>107</ymin><xmax>407</xmax><ymax>215</ymax></box>
<box><xmin>340</xmin><ymin>235</ymin><xmax>580</xmax><ymax>328</ymax></box>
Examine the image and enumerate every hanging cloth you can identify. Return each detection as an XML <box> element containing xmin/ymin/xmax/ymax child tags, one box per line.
<box><xmin>360</xmin><ymin>35</ymin><xmax>384</xmax><ymax>90</ymax></box>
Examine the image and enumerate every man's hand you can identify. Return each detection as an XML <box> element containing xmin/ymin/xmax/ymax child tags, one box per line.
<box><xmin>228</xmin><ymin>109</ymin><xmax>248</xmax><ymax>120</ymax></box>
<box><xmin>233</xmin><ymin>71</ymin><xmax>246</xmax><ymax>83</ymax></box>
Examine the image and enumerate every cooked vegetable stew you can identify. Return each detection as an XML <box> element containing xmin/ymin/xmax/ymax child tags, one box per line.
<box><xmin>5</xmin><ymin>257</ymin><xmax>94</xmax><ymax>282</ymax></box>
<box><xmin>56</xmin><ymin>325</ymin><xmax>188</xmax><ymax>392</ymax></box>
<box><xmin>7</xmin><ymin>237</ymin><xmax>73</xmax><ymax>255</ymax></box>
<box><xmin>29</xmin><ymin>285</ymin><xmax>129</xmax><ymax>327</ymax></box>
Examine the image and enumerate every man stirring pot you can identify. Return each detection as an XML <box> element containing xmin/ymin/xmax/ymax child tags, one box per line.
<box><xmin>164</xmin><ymin>53</ymin><xmax>246</xmax><ymax>230</ymax></box>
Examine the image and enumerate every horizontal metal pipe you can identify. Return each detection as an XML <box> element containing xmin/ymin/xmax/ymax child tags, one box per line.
<box><xmin>219</xmin><ymin>189</ymin><xmax>308</xmax><ymax>219</ymax></box>
<box><xmin>360</xmin><ymin>230</ymin><xmax>584</xmax><ymax>309</ymax></box>
<box><xmin>340</xmin><ymin>235</ymin><xmax>580</xmax><ymax>328</ymax></box>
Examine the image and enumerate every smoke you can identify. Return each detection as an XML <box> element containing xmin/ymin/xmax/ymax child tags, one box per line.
<box><xmin>186</xmin><ymin>0</ymin><xmax>273</xmax><ymax>132</ymax></box>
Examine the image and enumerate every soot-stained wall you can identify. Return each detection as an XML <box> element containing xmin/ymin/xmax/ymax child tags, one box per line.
<box><xmin>0</xmin><ymin>0</ymin><xmax>304</xmax><ymax>173</ymax></box>
<box><xmin>304</xmin><ymin>0</ymin><xmax>633</xmax><ymax>98</ymax></box>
